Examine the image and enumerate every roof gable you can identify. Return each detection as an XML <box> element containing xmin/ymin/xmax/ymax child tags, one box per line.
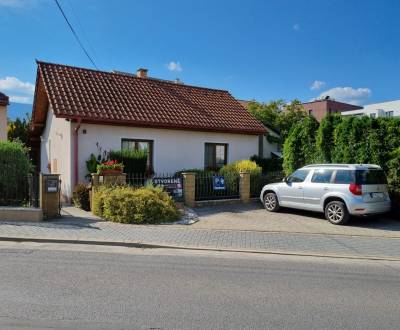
<box><xmin>34</xmin><ymin>61</ymin><xmax>266</xmax><ymax>135</ymax></box>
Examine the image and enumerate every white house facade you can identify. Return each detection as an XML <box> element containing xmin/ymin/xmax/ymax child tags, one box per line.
<box><xmin>31</xmin><ymin>61</ymin><xmax>267</xmax><ymax>201</ymax></box>
<box><xmin>341</xmin><ymin>100</ymin><xmax>400</xmax><ymax>118</ymax></box>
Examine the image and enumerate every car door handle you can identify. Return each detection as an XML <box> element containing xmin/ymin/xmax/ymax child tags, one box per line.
<box><xmin>298</xmin><ymin>187</ymin><xmax>303</xmax><ymax>189</ymax></box>
<box><xmin>324</xmin><ymin>187</ymin><xmax>329</xmax><ymax>191</ymax></box>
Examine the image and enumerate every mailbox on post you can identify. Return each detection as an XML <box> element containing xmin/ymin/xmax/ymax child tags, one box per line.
<box><xmin>40</xmin><ymin>174</ymin><xmax>61</xmax><ymax>219</ymax></box>
<box><xmin>46</xmin><ymin>178</ymin><xmax>59</xmax><ymax>193</ymax></box>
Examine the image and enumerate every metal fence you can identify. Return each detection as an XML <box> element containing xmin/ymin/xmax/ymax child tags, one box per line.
<box><xmin>250</xmin><ymin>171</ymin><xmax>285</xmax><ymax>198</ymax></box>
<box><xmin>0</xmin><ymin>173</ymin><xmax>39</xmax><ymax>207</ymax></box>
<box><xmin>195</xmin><ymin>172</ymin><xmax>240</xmax><ymax>201</ymax></box>
<box><xmin>126</xmin><ymin>173</ymin><xmax>184</xmax><ymax>202</ymax></box>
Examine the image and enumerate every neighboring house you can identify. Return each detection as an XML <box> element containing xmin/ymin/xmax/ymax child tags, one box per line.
<box><xmin>0</xmin><ymin>92</ymin><xmax>9</xmax><ymax>141</ymax></box>
<box><xmin>30</xmin><ymin>61</ymin><xmax>266</xmax><ymax>200</ymax></box>
<box><xmin>302</xmin><ymin>98</ymin><xmax>362</xmax><ymax>122</ymax></box>
<box><xmin>341</xmin><ymin>100</ymin><xmax>400</xmax><ymax>118</ymax></box>
<box><xmin>237</xmin><ymin>99</ymin><xmax>281</xmax><ymax>158</ymax></box>
<box><xmin>259</xmin><ymin>126</ymin><xmax>281</xmax><ymax>158</ymax></box>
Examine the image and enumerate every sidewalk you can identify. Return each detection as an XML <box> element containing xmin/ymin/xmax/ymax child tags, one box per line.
<box><xmin>0</xmin><ymin>206</ymin><xmax>399</xmax><ymax>260</ymax></box>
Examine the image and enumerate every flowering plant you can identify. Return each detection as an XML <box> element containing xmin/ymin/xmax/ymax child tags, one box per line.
<box><xmin>96</xmin><ymin>160</ymin><xmax>124</xmax><ymax>174</ymax></box>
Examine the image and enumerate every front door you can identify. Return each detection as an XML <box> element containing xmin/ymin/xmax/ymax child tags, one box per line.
<box><xmin>279</xmin><ymin>169</ymin><xmax>311</xmax><ymax>206</ymax></box>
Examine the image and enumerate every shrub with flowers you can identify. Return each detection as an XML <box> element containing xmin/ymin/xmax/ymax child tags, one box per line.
<box><xmin>96</xmin><ymin>160</ymin><xmax>124</xmax><ymax>174</ymax></box>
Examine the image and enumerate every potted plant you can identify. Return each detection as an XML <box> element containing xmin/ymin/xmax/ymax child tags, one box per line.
<box><xmin>97</xmin><ymin>160</ymin><xmax>124</xmax><ymax>175</ymax></box>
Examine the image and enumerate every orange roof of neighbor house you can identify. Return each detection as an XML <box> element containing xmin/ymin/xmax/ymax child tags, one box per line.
<box><xmin>0</xmin><ymin>92</ymin><xmax>9</xmax><ymax>106</ymax></box>
<box><xmin>32</xmin><ymin>61</ymin><xmax>266</xmax><ymax>135</ymax></box>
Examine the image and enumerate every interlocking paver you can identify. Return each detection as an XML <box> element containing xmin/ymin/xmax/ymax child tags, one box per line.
<box><xmin>0</xmin><ymin>214</ymin><xmax>400</xmax><ymax>259</ymax></box>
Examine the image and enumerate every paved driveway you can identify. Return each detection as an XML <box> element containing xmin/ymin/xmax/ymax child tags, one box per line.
<box><xmin>191</xmin><ymin>202</ymin><xmax>400</xmax><ymax>238</ymax></box>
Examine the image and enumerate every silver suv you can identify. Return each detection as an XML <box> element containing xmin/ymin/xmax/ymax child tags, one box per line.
<box><xmin>260</xmin><ymin>164</ymin><xmax>391</xmax><ymax>225</ymax></box>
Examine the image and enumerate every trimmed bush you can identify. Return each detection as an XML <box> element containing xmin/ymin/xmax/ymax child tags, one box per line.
<box><xmin>92</xmin><ymin>185</ymin><xmax>113</xmax><ymax>217</ymax></box>
<box><xmin>220</xmin><ymin>160</ymin><xmax>262</xmax><ymax>177</ymax></box>
<box><xmin>72</xmin><ymin>183</ymin><xmax>90</xmax><ymax>211</ymax></box>
<box><xmin>0</xmin><ymin>140</ymin><xmax>32</xmax><ymax>175</ymax></box>
<box><xmin>102</xmin><ymin>185</ymin><xmax>180</xmax><ymax>224</ymax></box>
<box><xmin>220</xmin><ymin>160</ymin><xmax>262</xmax><ymax>194</ymax></box>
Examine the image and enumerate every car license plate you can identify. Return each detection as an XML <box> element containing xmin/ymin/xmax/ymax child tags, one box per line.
<box><xmin>371</xmin><ymin>192</ymin><xmax>384</xmax><ymax>198</ymax></box>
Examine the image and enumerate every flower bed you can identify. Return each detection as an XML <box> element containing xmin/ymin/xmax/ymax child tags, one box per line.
<box><xmin>97</xmin><ymin>160</ymin><xmax>124</xmax><ymax>175</ymax></box>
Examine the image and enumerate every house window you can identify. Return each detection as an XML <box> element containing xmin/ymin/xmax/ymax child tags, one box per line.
<box><xmin>386</xmin><ymin>111</ymin><xmax>394</xmax><ymax>117</ymax></box>
<box><xmin>370</xmin><ymin>113</ymin><xmax>376</xmax><ymax>118</ymax></box>
<box><xmin>204</xmin><ymin>143</ymin><xmax>228</xmax><ymax>170</ymax></box>
<box><xmin>308</xmin><ymin>109</ymin><xmax>313</xmax><ymax>116</ymax></box>
<box><xmin>121</xmin><ymin>139</ymin><xmax>153</xmax><ymax>169</ymax></box>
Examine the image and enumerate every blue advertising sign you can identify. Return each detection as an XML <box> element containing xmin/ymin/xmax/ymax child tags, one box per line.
<box><xmin>213</xmin><ymin>176</ymin><xmax>225</xmax><ymax>190</ymax></box>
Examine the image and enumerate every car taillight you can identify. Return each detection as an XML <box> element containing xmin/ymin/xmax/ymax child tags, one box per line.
<box><xmin>349</xmin><ymin>183</ymin><xmax>362</xmax><ymax>196</ymax></box>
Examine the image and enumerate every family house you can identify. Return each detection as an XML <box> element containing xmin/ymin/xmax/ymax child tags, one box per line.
<box><xmin>30</xmin><ymin>61</ymin><xmax>267</xmax><ymax>200</ymax></box>
<box><xmin>0</xmin><ymin>92</ymin><xmax>9</xmax><ymax>141</ymax></box>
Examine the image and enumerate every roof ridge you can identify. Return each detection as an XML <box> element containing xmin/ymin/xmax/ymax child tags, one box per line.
<box><xmin>36</xmin><ymin>60</ymin><xmax>229</xmax><ymax>94</ymax></box>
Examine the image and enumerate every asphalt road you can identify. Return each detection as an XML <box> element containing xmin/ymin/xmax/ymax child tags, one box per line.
<box><xmin>0</xmin><ymin>242</ymin><xmax>399</xmax><ymax>330</ymax></box>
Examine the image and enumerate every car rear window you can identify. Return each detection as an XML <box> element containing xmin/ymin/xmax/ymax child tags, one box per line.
<box><xmin>356</xmin><ymin>169</ymin><xmax>387</xmax><ymax>185</ymax></box>
<box><xmin>334</xmin><ymin>170</ymin><xmax>355</xmax><ymax>184</ymax></box>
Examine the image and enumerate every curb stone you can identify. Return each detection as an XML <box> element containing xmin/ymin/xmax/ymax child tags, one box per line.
<box><xmin>0</xmin><ymin>236</ymin><xmax>399</xmax><ymax>262</ymax></box>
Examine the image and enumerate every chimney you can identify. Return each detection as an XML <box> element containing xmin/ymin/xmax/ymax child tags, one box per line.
<box><xmin>0</xmin><ymin>92</ymin><xmax>9</xmax><ymax>141</ymax></box>
<box><xmin>136</xmin><ymin>68</ymin><xmax>148</xmax><ymax>78</ymax></box>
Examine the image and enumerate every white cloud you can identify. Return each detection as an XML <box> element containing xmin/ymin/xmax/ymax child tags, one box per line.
<box><xmin>0</xmin><ymin>0</ymin><xmax>42</xmax><ymax>9</ymax></box>
<box><xmin>0</xmin><ymin>76</ymin><xmax>35</xmax><ymax>104</ymax></box>
<box><xmin>9</xmin><ymin>95</ymin><xmax>33</xmax><ymax>104</ymax></box>
<box><xmin>317</xmin><ymin>87</ymin><xmax>371</xmax><ymax>105</ymax></box>
<box><xmin>293</xmin><ymin>24</ymin><xmax>300</xmax><ymax>31</ymax></box>
<box><xmin>310</xmin><ymin>80</ymin><xmax>326</xmax><ymax>90</ymax></box>
<box><xmin>0</xmin><ymin>0</ymin><xmax>28</xmax><ymax>7</ymax></box>
<box><xmin>167</xmin><ymin>61</ymin><xmax>182</xmax><ymax>72</ymax></box>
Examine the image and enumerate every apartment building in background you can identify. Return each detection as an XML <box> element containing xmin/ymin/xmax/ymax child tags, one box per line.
<box><xmin>341</xmin><ymin>100</ymin><xmax>400</xmax><ymax>118</ymax></box>
<box><xmin>302</xmin><ymin>97</ymin><xmax>362</xmax><ymax>122</ymax></box>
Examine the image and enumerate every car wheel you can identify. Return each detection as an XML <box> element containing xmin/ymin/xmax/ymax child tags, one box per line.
<box><xmin>324</xmin><ymin>201</ymin><xmax>349</xmax><ymax>225</ymax></box>
<box><xmin>263</xmin><ymin>192</ymin><xmax>280</xmax><ymax>212</ymax></box>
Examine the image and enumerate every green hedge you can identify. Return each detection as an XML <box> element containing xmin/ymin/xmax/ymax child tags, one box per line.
<box><xmin>250</xmin><ymin>155</ymin><xmax>283</xmax><ymax>173</ymax></box>
<box><xmin>109</xmin><ymin>149</ymin><xmax>147</xmax><ymax>175</ymax></box>
<box><xmin>282</xmin><ymin>115</ymin><xmax>400</xmax><ymax>196</ymax></box>
<box><xmin>95</xmin><ymin>185</ymin><xmax>180</xmax><ymax>223</ymax></box>
<box><xmin>0</xmin><ymin>141</ymin><xmax>33</xmax><ymax>205</ymax></box>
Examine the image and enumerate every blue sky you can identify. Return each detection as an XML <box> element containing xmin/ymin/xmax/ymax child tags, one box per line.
<box><xmin>1</xmin><ymin>0</ymin><xmax>400</xmax><ymax>118</ymax></box>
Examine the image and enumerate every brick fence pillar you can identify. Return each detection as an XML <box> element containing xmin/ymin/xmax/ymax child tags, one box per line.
<box><xmin>239</xmin><ymin>172</ymin><xmax>251</xmax><ymax>203</ymax></box>
<box><xmin>40</xmin><ymin>173</ymin><xmax>61</xmax><ymax>219</ymax></box>
<box><xmin>182</xmin><ymin>172</ymin><xmax>196</xmax><ymax>208</ymax></box>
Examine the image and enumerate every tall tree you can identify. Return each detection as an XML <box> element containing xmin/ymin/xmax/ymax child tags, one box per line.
<box><xmin>7</xmin><ymin>114</ymin><xmax>31</xmax><ymax>146</ymax></box>
<box><xmin>247</xmin><ymin>99</ymin><xmax>307</xmax><ymax>144</ymax></box>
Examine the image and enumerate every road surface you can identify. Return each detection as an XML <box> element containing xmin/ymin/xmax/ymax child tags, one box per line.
<box><xmin>0</xmin><ymin>242</ymin><xmax>399</xmax><ymax>329</ymax></box>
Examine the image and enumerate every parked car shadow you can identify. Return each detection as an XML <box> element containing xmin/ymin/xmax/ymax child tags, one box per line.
<box><xmin>277</xmin><ymin>208</ymin><xmax>400</xmax><ymax>231</ymax></box>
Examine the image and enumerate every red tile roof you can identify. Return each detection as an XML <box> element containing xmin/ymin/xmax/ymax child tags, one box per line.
<box><xmin>35</xmin><ymin>61</ymin><xmax>266</xmax><ymax>135</ymax></box>
<box><xmin>0</xmin><ymin>92</ymin><xmax>9</xmax><ymax>106</ymax></box>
